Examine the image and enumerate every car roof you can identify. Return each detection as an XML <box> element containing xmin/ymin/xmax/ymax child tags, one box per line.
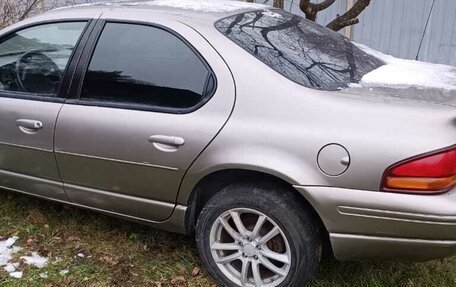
<box><xmin>47</xmin><ymin>0</ymin><xmax>269</xmax><ymax>24</ymax></box>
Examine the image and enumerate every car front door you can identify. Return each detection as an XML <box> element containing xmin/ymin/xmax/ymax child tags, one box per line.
<box><xmin>54</xmin><ymin>17</ymin><xmax>235</xmax><ymax>221</ymax></box>
<box><xmin>0</xmin><ymin>21</ymin><xmax>89</xmax><ymax>200</ymax></box>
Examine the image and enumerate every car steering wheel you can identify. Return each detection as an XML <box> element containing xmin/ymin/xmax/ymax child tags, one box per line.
<box><xmin>15</xmin><ymin>50</ymin><xmax>63</xmax><ymax>94</ymax></box>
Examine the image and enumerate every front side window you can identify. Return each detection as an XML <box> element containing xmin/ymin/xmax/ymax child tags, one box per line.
<box><xmin>0</xmin><ymin>22</ymin><xmax>87</xmax><ymax>96</ymax></box>
<box><xmin>215</xmin><ymin>10</ymin><xmax>384</xmax><ymax>90</ymax></box>
<box><xmin>81</xmin><ymin>23</ymin><xmax>214</xmax><ymax>111</ymax></box>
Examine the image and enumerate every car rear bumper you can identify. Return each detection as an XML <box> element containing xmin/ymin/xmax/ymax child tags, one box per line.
<box><xmin>294</xmin><ymin>186</ymin><xmax>456</xmax><ymax>261</ymax></box>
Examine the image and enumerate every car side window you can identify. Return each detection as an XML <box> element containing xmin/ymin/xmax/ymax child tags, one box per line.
<box><xmin>80</xmin><ymin>22</ymin><xmax>214</xmax><ymax>111</ymax></box>
<box><xmin>0</xmin><ymin>22</ymin><xmax>87</xmax><ymax>96</ymax></box>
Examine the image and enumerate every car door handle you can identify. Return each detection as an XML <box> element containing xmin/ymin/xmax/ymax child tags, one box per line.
<box><xmin>16</xmin><ymin>119</ymin><xmax>43</xmax><ymax>131</ymax></box>
<box><xmin>148</xmin><ymin>135</ymin><xmax>185</xmax><ymax>146</ymax></box>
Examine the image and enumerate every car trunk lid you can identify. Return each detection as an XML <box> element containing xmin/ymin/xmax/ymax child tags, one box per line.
<box><xmin>343</xmin><ymin>85</ymin><xmax>456</xmax><ymax>108</ymax></box>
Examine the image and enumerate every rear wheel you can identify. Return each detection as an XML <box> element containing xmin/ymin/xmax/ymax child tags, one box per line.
<box><xmin>196</xmin><ymin>183</ymin><xmax>321</xmax><ymax>287</ymax></box>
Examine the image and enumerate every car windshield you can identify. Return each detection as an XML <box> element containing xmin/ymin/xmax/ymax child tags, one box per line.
<box><xmin>215</xmin><ymin>9</ymin><xmax>384</xmax><ymax>91</ymax></box>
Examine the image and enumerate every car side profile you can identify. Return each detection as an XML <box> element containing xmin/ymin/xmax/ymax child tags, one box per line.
<box><xmin>0</xmin><ymin>1</ymin><xmax>455</xmax><ymax>286</ymax></box>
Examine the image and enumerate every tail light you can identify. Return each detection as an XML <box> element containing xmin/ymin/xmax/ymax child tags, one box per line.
<box><xmin>381</xmin><ymin>146</ymin><xmax>456</xmax><ymax>194</ymax></box>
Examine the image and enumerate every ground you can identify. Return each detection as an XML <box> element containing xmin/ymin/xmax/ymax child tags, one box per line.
<box><xmin>0</xmin><ymin>191</ymin><xmax>454</xmax><ymax>287</ymax></box>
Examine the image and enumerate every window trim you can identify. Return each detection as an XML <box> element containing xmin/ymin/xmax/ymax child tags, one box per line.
<box><xmin>71</xmin><ymin>19</ymin><xmax>218</xmax><ymax>114</ymax></box>
<box><xmin>0</xmin><ymin>19</ymin><xmax>93</xmax><ymax>103</ymax></box>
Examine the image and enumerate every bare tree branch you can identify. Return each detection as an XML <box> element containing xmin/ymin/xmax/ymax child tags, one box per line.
<box><xmin>326</xmin><ymin>0</ymin><xmax>371</xmax><ymax>31</ymax></box>
<box><xmin>19</xmin><ymin>0</ymin><xmax>41</xmax><ymax>20</ymax></box>
<box><xmin>313</xmin><ymin>0</ymin><xmax>337</xmax><ymax>11</ymax></box>
<box><xmin>298</xmin><ymin>0</ymin><xmax>371</xmax><ymax>31</ymax></box>
<box><xmin>0</xmin><ymin>0</ymin><xmax>98</xmax><ymax>29</ymax></box>
<box><xmin>299</xmin><ymin>0</ymin><xmax>336</xmax><ymax>21</ymax></box>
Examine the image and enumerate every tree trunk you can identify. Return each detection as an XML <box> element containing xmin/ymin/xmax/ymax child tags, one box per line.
<box><xmin>273</xmin><ymin>0</ymin><xmax>284</xmax><ymax>9</ymax></box>
<box><xmin>298</xmin><ymin>0</ymin><xmax>371</xmax><ymax>31</ymax></box>
<box><xmin>299</xmin><ymin>0</ymin><xmax>336</xmax><ymax>21</ymax></box>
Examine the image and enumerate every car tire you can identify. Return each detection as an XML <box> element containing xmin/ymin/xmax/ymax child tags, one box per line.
<box><xmin>195</xmin><ymin>182</ymin><xmax>322</xmax><ymax>287</ymax></box>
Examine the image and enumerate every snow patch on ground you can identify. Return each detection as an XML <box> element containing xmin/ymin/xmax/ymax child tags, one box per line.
<box><xmin>0</xmin><ymin>237</ymin><xmax>22</xmax><ymax>278</ymax></box>
<box><xmin>39</xmin><ymin>272</ymin><xmax>48</xmax><ymax>279</ymax></box>
<box><xmin>0</xmin><ymin>237</ymin><xmax>21</xmax><ymax>267</ymax></box>
<box><xmin>20</xmin><ymin>252</ymin><xmax>48</xmax><ymax>269</ymax></box>
<box><xmin>3</xmin><ymin>263</ymin><xmax>16</xmax><ymax>273</ymax></box>
<box><xmin>9</xmin><ymin>271</ymin><xmax>23</xmax><ymax>279</ymax></box>
<box><xmin>0</xmin><ymin>237</ymin><xmax>49</xmax><ymax>278</ymax></box>
<box><xmin>354</xmin><ymin>42</ymin><xmax>456</xmax><ymax>91</ymax></box>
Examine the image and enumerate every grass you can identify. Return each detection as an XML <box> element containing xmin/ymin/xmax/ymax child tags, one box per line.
<box><xmin>0</xmin><ymin>191</ymin><xmax>454</xmax><ymax>287</ymax></box>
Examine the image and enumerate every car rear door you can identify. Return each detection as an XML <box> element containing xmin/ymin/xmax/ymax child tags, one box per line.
<box><xmin>54</xmin><ymin>15</ymin><xmax>235</xmax><ymax>221</ymax></box>
<box><xmin>0</xmin><ymin>21</ymin><xmax>91</xmax><ymax>200</ymax></box>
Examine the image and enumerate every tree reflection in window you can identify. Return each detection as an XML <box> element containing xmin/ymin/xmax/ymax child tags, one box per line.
<box><xmin>215</xmin><ymin>10</ymin><xmax>384</xmax><ymax>90</ymax></box>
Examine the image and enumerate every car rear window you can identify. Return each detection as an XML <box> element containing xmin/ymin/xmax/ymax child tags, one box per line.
<box><xmin>215</xmin><ymin>9</ymin><xmax>384</xmax><ymax>91</ymax></box>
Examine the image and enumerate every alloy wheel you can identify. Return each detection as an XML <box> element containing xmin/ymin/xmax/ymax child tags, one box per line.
<box><xmin>209</xmin><ymin>208</ymin><xmax>292</xmax><ymax>287</ymax></box>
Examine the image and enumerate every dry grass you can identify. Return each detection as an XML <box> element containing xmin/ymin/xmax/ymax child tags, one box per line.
<box><xmin>0</xmin><ymin>191</ymin><xmax>454</xmax><ymax>287</ymax></box>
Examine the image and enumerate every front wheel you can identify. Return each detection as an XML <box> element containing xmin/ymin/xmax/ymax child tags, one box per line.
<box><xmin>196</xmin><ymin>183</ymin><xmax>321</xmax><ymax>287</ymax></box>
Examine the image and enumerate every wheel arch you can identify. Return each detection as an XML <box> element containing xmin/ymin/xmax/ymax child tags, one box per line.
<box><xmin>183</xmin><ymin>168</ymin><xmax>332</xmax><ymax>256</ymax></box>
